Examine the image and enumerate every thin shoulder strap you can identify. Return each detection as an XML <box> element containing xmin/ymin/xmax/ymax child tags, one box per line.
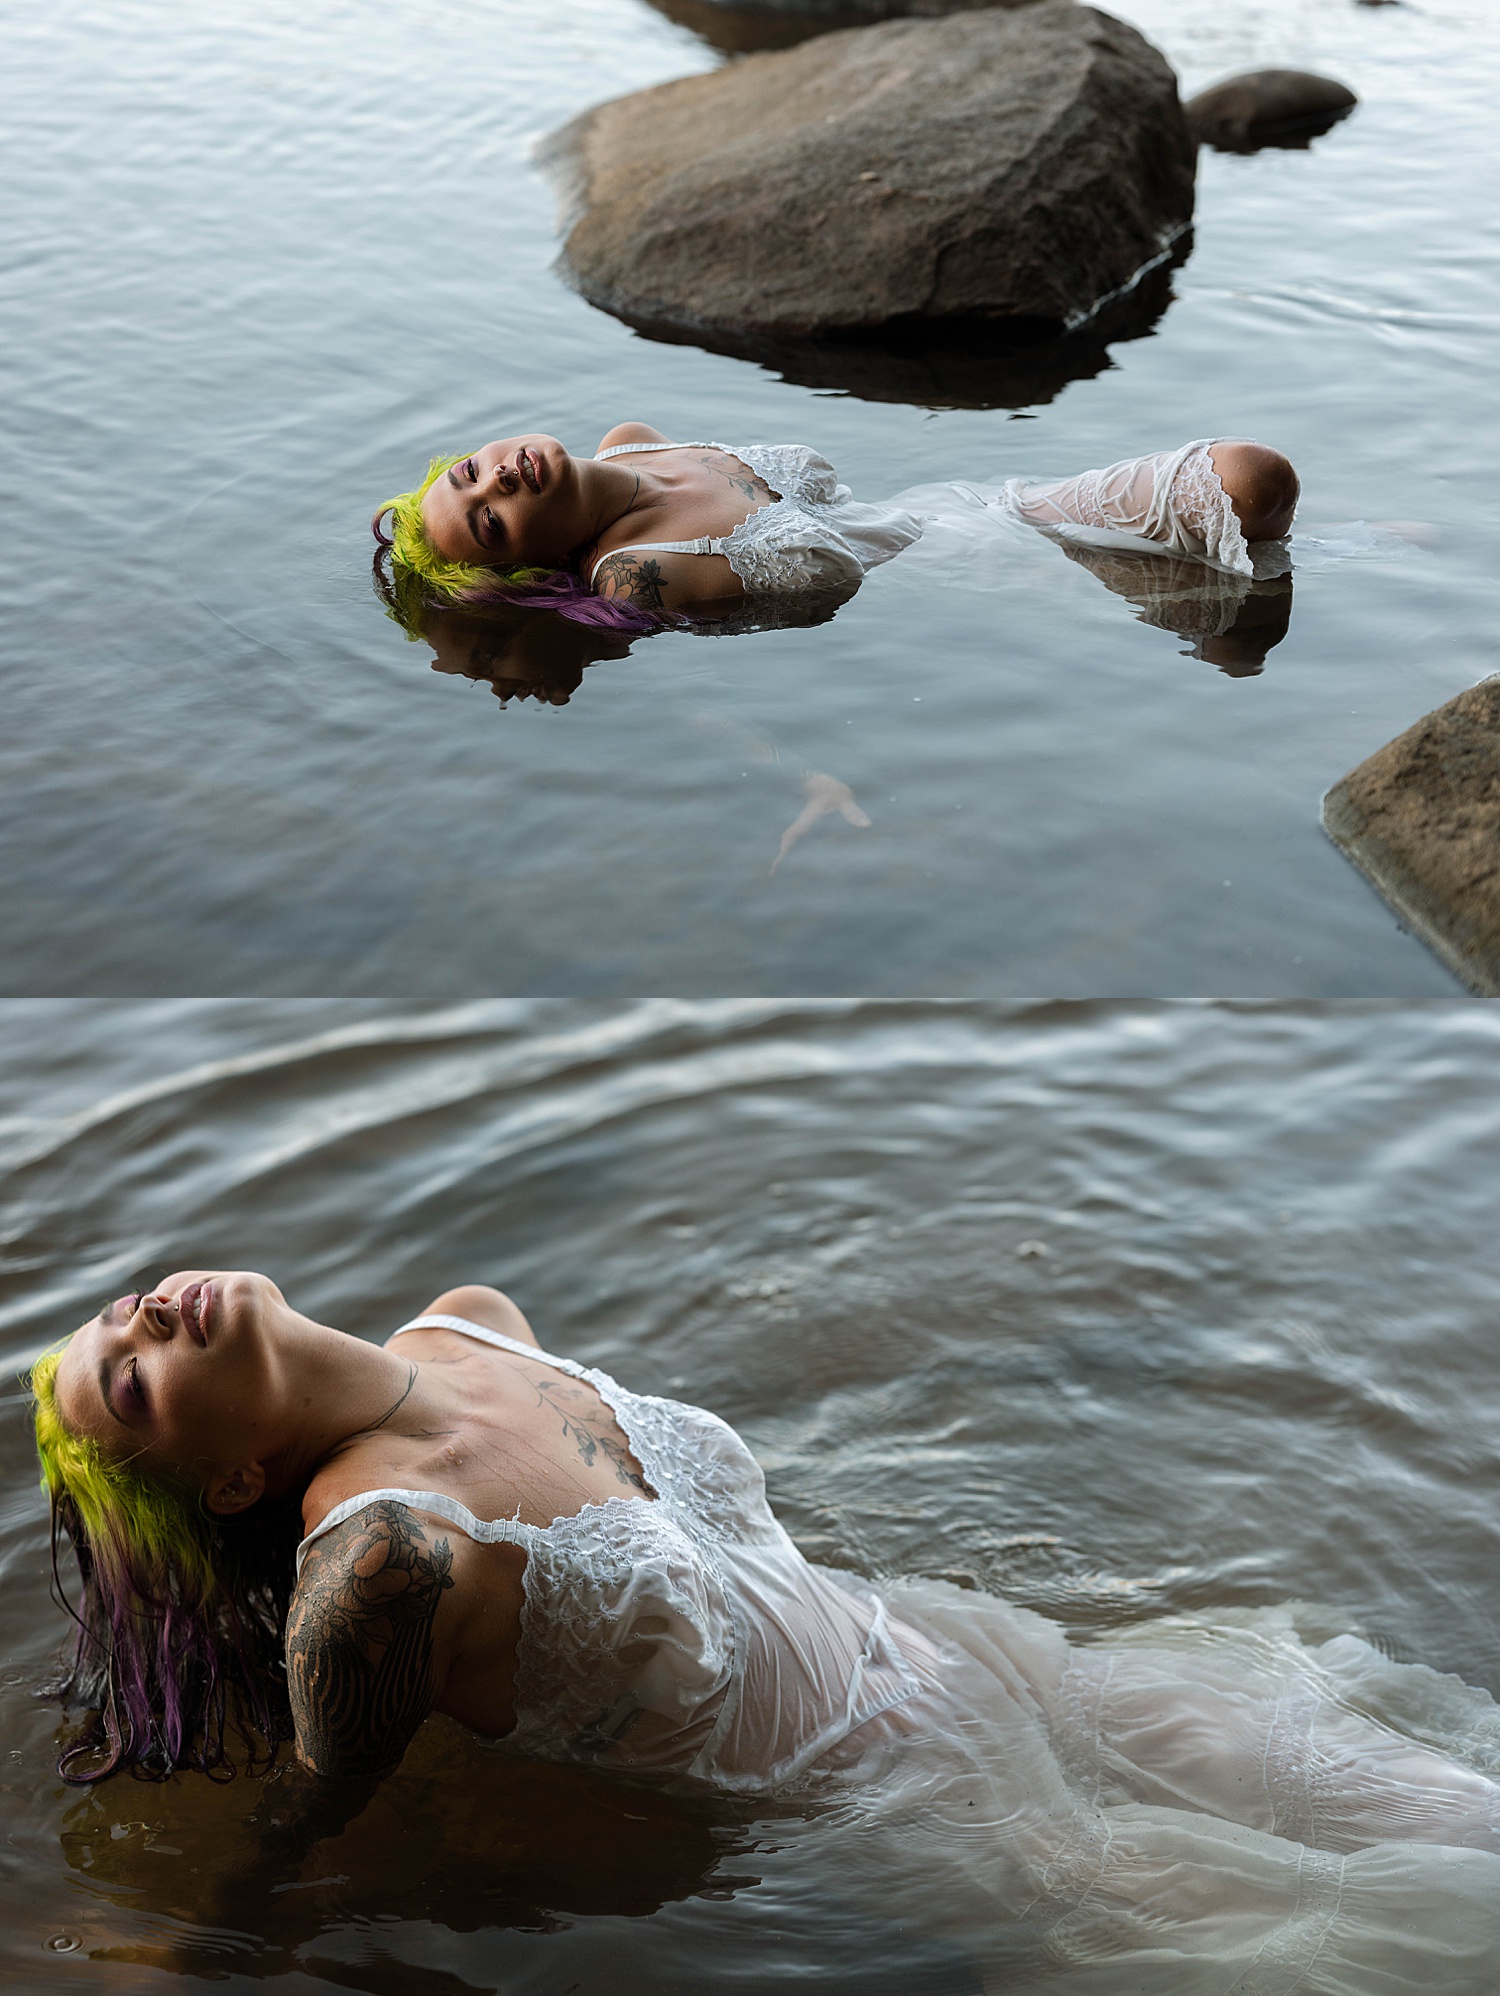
<box><xmin>590</xmin><ymin>536</ymin><xmax>718</xmax><ymax>584</ymax></box>
<box><xmin>594</xmin><ymin>441</ymin><xmax>706</xmax><ymax>460</ymax></box>
<box><xmin>294</xmin><ymin>1486</ymin><xmax>531</xmax><ymax>1579</ymax></box>
<box><xmin>389</xmin><ymin>1311</ymin><xmax>590</xmax><ymax>1378</ymax></box>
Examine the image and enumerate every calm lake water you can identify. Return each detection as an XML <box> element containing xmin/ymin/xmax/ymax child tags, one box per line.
<box><xmin>2</xmin><ymin>1000</ymin><xmax>1499</xmax><ymax>1989</ymax></box>
<box><xmin>3</xmin><ymin>0</ymin><xmax>1498</xmax><ymax>995</ymax></box>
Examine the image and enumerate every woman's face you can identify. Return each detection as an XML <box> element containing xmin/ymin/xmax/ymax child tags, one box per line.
<box><xmin>53</xmin><ymin>1271</ymin><xmax>291</xmax><ymax>1497</ymax></box>
<box><xmin>421</xmin><ymin>435</ymin><xmax>591</xmax><ymax>569</ymax></box>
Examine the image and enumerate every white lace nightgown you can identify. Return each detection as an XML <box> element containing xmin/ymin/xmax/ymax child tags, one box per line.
<box><xmin>589</xmin><ymin>437</ymin><xmax>1291</xmax><ymax>634</ymax></box>
<box><xmin>297</xmin><ymin>1315</ymin><xmax>1500</xmax><ymax>1992</ymax></box>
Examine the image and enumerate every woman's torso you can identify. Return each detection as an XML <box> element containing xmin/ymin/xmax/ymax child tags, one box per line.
<box><xmin>582</xmin><ymin>434</ymin><xmax>922</xmax><ymax>616</ymax></box>
<box><xmin>295</xmin><ymin>1311</ymin><xmax>927</xmax><ymax>1792</ymax></box>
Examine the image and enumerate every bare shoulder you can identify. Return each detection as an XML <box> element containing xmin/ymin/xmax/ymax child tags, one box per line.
<box><xmin>421</xmin><ymin>1283</ymin><xmax>540</xmax><ymax>1348</ymax></box>
<box><xmin>594</xmin><ymin>421</ymin><xmax>674</xmax><ymax>455</ymax></box>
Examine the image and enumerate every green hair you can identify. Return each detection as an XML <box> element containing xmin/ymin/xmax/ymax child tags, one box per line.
<box><xmin>30</xmin><ymin>1342</ymin><xmax>293</xmax><ymax>1780</ymax></box>
<box><xmin>33</xmin><ymin>1348</ymin><xmax>214</xmax><ymax>1595</ymax></box>
<box><xmin>376</xmin><ymin>454</ymin><xmax>557</xmax><ymax>608</ymax></box>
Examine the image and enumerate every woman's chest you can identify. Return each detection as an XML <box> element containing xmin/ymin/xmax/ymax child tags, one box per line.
<box><xmin>626</xmin><ymin>447</ymin><xmax>781</xmax><ymax>546</ymax></box>
<box><xmin>322</xmin><ymin>1359</ymin><xmax>655</xmax><ymax>1534</ymax></box>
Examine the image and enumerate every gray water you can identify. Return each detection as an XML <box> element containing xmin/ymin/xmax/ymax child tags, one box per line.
<box><xmin>2</xmin><ymin>1000</ymin><xmax>1499</xmax><ymax>1988</ymax></box>
<box><xmin>3</xmin><ymin>0</ymin><xmax>1498</xmax><ymax>995</ymax></box>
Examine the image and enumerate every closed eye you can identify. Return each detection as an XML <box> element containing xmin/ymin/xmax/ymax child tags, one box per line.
<box><xmin>119</xmin><ymin>1354</ymin><xmax>148</xmax><ymax>1420</ymax></box>
<box><xmin>483</xmin><ymin>506</ymin><xmax>503</xmax><ymax>547</ymax></box>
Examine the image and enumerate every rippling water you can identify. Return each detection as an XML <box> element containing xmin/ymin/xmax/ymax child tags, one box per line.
<box><xmin>2</xmin><ymin>1000</ymin><xmax>1498</xmax><ymax>1987</ymax></box>
<box><xmin>3</xmin><ymin>0</ymin><xmax>1498</xmax><ymax>993</ymax></box>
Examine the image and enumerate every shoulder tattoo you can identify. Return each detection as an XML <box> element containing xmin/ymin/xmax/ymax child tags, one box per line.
<box><xmin>535</xmin><ymin>1376</ymin><xmax>651</xmax><ymax>1496</ymax></box>
<box><xmin>286</xmin><ymin>1501</ymin><xmax>455</xmax><ymax>1780</ymax></box>
<box><xmin>592</xmin><ymin>552</ymin><xmax>669</xmax><ymax>614</ymax></box>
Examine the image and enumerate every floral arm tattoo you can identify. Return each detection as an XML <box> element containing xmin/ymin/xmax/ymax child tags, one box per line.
<box><xmin>592</xmin><ymin>552</ymin><xmax>669</xmax><ymax>613</ymax></box>
<box><xmin>285</xmin><ymin>1501</ymin><xmax>455</xmax><ymax>1781</ymax></box>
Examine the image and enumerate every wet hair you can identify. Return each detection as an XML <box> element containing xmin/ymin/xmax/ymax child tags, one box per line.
<box><xmin>373</xmin><ymin>453</ymin><xmax>660</xmax><ymax>636</ymax></box>
<box><xmin>29</xmin><ymin>1345</ymin><xmax>295</xmax><ymax>1781</ymax></box>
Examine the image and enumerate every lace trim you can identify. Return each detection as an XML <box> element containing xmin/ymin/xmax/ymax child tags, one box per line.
<box><xmin>1232</xmin><ymin>1847</ymin><xmax>1347</xmax><ymax>1996</ymax></box>
<box><xmin>388</xmin><ymin>1316</ymin><xmax>780</xmax><ymax>1543</ymax></box>
<box><xmin>707</xmin><ymin>442</ymin><xmax>847</xmax><ymax>597</ymax></box>
<box><xmin>506</xmin><ymin>1499</ymin><xmax>734</xmax><ymax>1768</ymax></box>
<box><xmin>1170</xmin><ymin>443</ymin><xmax>1252</xmax><ymax>577</ymax></box>
<box><xmin>1261</xmin><ymin>1695</ymin><xmax>1320</xmax><ymax>1847</ymax></box>
<box><xmin>1051</xmin><ymin>1655</ymin><xmax>1114</xmax><ymax>1807</ymax></box>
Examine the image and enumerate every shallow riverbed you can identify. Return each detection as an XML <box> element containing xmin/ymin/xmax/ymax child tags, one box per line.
<box><xmin>2</xmin><ymin>0</ymin><xmax>1498</xmax><ymax>994</ymax></box>
<box><xmin>1</xmin><ymin>1000</ymin><xmax>1498</xmax><ymax>1989</ymax></box>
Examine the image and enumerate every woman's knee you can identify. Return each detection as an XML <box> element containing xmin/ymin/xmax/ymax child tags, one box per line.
<box><xmin>1210</xmin><ymin>443</ymin><xmax>1300</xmax><ymax>541</ymax></box>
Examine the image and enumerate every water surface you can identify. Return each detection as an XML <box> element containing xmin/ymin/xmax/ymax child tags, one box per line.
<box><xmin>2</xmin><ymin>1000</ymin><xmax>1498</xmax><ymax>1987</ymax></box>
<box><xmin>3</xmin><ymin>0</ymin><xmax>1498</xmax><ymax>993</ymax></box>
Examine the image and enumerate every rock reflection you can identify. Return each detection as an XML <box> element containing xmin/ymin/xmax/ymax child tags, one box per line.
<box><xmin>611</xmin><ymin>253</ymin><xmax>1187</xmax><ymax>410</ymax></box>
<box><xmin>1056</xmin><ymin>541</ymin><xmax>1295</xmax><ymax>675</ymax></box>
<box><xmin>60</xmin><ymin>1716</ymin><xmax>756</xmax><ymax>1978</ymax></box>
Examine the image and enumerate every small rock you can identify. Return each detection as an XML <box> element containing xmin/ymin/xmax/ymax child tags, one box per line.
<box><xmin>543</xmin><ymin>4</ymin><xmax>1196</xmax><ymax>347</ymax></box>
<box><xmin>1321</xmin><ymin>677</ymin><xmax>1500</xmax><ymax>996</ymax></box>
<box><xmin>1186</xmin><ymin>69</ymin><xmax>1357</xmax><ymax>152</ymax></box>
<box><xmin>1015</xmin><ymin>1239</ymin><xmax>1052</xmax><ymax>1258</ymax></box>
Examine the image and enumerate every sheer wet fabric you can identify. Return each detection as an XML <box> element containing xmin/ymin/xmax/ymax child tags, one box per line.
<box><xmin>296</xmin><ymin>1319</ymin><xmax>1500</xmax><ymax>1985</ymax></box>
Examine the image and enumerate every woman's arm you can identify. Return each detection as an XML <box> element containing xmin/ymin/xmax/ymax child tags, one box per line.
<box><xmin>592</xmin><ymin>547</ymin><xmax>741</xmax><ymax>619</ymax></box>
<box><xmin>286</xmin><ymin>1500</ymin><xmax>457</xmax><ymax>1779</ymax></box>
<box><xmin>166</xmin><ymin>1500</ymin><xmax>471</xmax><ymax>1962</ymax></box>
<box><xmin>421</xmin><ymin>1282</ymin><xmax>540</xmax><ymax>1349</ymax></box>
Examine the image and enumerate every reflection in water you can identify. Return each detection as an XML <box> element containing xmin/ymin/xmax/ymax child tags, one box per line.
<box><xmin>422</xmin><ymin>601</ymin><xmax>635</xmax><ymax>707</ymax></box>
<box><xmin>377</xmin><ymin>553</ymin><xmax>862</xmax><ymax>709</ymax></box>
<box><xmin>390</xmin><ymin>582</ymin><xmax>878</xmax><ymax>870</ymax></box>
<box><xmin>1057</xmin><ymin>541</ymin><xmax>1296</xmax><ymax>675</ymax></box>
<box><xmin>611</xmin><ymin>255</ymin><xmax>1188</xmax><ymax>411</ymax></box>
<box><xmin>60</xmin><ymin>1716</ymin><xmax>757</xmax><ymax>1978</ymax></box>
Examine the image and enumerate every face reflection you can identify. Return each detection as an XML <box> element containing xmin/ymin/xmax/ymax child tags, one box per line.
<box><xmin>420</xmin><ymin>436</ymin><xmax>590</xmax><ymax>569</ymax></box>
<box><xmin>54</xmin><ymin>1271</ymin><xmax>285</xmax><ymax>1501</ymax></box>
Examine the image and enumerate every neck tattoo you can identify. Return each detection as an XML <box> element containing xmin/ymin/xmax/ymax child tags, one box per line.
<box><xmin>365</xmin><ymin>1362</ymin><xmax>419</xmax><ymax>1435</ymax></box>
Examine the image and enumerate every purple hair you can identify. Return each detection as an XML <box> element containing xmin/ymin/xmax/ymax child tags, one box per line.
<box><xmin>455</xmin><ymin>568</ymin><xmax>661</xmax><ymax>635</ymax></box>
<box><xmin>32</xmin><ymin>1347</ymin><xmax>295</xmax><ymax>1782</ymax></box>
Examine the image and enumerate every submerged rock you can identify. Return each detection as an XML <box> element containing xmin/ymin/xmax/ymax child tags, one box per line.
<box><xmin>1322</xmin><ymin>677</ymin><xmax>1500</xmax><ymax>996</ymax></box>
<box><xmin>1186</xmin><ymin>69</ymin><xmax>1357</xmax><ymax>152</ymax></box>
<box><xmin>543</xmin><ymin>3</ymin><xmax>1195</xmax><ymax>348</ymax></box>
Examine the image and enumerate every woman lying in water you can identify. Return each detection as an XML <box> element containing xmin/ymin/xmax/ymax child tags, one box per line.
<box><xmin>30</xmin><ymin>1273</ymin><xmax>1500</xmax><ymax>1987</ymax></box>
<box><xmin>372</xmin><ymin>424</ymin><xmax>1301</xmax><ymax>633</ymax></box>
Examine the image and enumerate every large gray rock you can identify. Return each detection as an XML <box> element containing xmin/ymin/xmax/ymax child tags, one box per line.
<box><xmin>543</xmin><ymin>3</ymin><xmax>1196</xmax><ymax>346</ymax></box>
<box><xmin>649</xmin><ymin>0</ymin><xmax>1043</xmax><ymax>60</ymax></box>
<box><xmin>1322</xmin><ymin>677</ymin><xmax>1500</xmax><ymax>996</ymax></box>
<box><xmin>1186</xmin><ymin>69</ymin><xmax>1357</xmax><ymax>152</ymax></box>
